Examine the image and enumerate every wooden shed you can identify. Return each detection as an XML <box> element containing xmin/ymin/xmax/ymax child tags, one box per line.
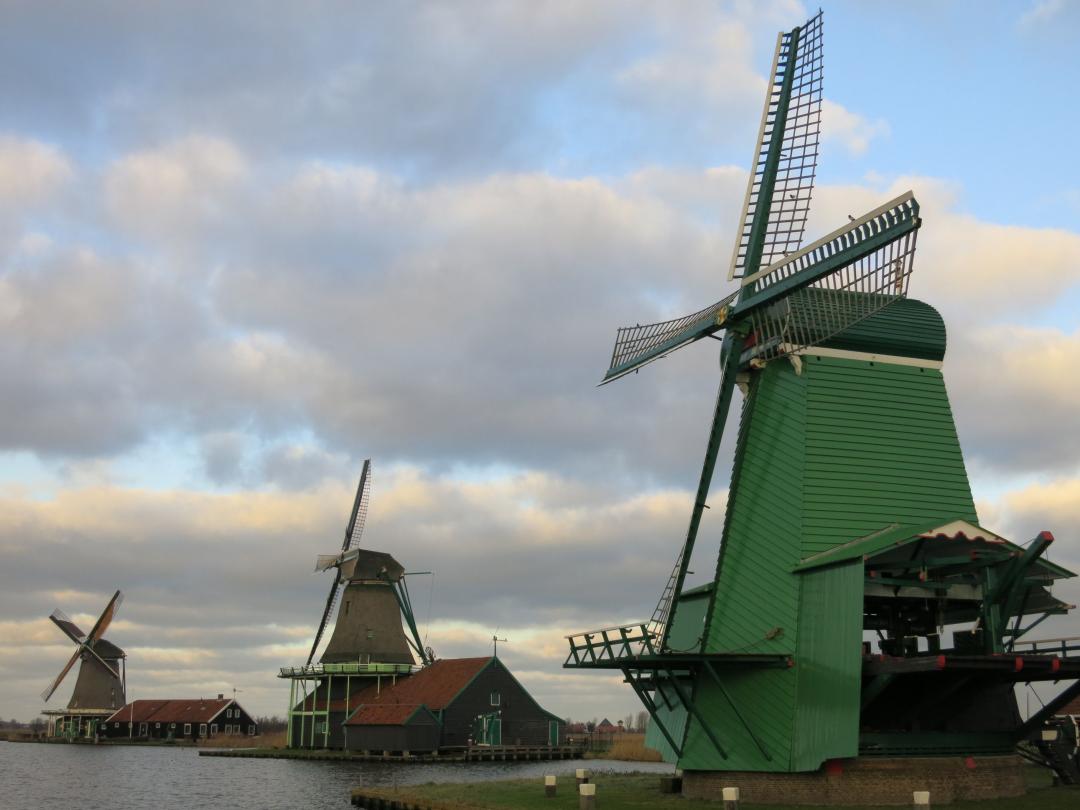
<box><xmin>342</xmin><ymin>656</ymin><xmax>563</xmax><ymax>753</ymax></box>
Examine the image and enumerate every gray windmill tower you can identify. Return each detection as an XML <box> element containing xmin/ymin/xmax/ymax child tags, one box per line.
<box><xmin>279</xmin><ymin>459</ymin><xmax>432</xmax><ymax>749</ymax></box>
<box><xmin>41</xmin><ymin>590</ymin><xmax>126</xmax><ymax>739</ymax></box>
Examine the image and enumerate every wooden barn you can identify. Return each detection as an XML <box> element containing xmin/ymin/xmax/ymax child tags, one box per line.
<box><xmin>341</xmin><ymin>656</ymin><xmax>563</xmax><ymax>753</ymax></box>
<box><xmin>102</xmin><ymin>696</ymin><xmax>257</xmax><ymax>741</ymax></box>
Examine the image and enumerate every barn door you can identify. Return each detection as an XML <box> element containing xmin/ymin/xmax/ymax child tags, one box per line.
<box><xmin>489</xmin><ymin>717</ymin><xmax>501</xmax><ymax>746</ymax></box>
<box><xmin>548</xmin><ymin>720</ymin><xmax>559</xmax><ymax>746</ymax></box>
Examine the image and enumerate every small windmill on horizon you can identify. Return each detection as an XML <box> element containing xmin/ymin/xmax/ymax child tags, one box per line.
<box><xmin>41</xmin><ymin>590</ymin><xmax>126</xmax><ymax>739</ymax></box>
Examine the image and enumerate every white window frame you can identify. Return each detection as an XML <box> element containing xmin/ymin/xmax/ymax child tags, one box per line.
<box><xmin>490</xmin><ymin>691</ymin><xmax>500</xmax><ymax>707</ymax></box>
<box><xmin>210</xmin><ymin>723</ymin><xmax>217</xmax><ymax>736</ymax></box>
<box><xmin>155</xmin><ymin>722</ymin><xmax>160</xmax><ymax>729</ymax></box>
<box><xmin>200</xmin><ymin>723</ymin><xmax>207</xmax><ymax>736</ymax></box>
<box><xmin>184</xmin><ymin>723</ymin><xmax>191</xmax><ymax>735</ymax></box>
<box><xmin>248</xmin><ymin>725</ymin><xmax>256</xmax><ymax>736</ymax></box>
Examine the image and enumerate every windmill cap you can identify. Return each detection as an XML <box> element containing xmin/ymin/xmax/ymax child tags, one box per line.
<box><xmin>342</xmin><ymin>549</ymin><xmax>405</xmax><ymax>581</ymax></box>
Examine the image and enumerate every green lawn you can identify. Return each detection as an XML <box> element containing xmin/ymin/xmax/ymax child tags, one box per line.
<box><xmin>354</xmin><ymin>771</ymin><xmax>1080</xmax><ymax>809</ymax></box>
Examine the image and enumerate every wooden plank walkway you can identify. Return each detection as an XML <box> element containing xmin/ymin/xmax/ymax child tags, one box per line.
<box><xmin>200</xmin><ymin>744</ymin><xmax>585</xmax><ymax>763</ymax></box>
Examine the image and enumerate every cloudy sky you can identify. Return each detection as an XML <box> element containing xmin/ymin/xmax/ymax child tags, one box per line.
<box><xmin>2</xmin><ymin>0</ymin><xmax>1080</xmax><ymax>724</ymax></box>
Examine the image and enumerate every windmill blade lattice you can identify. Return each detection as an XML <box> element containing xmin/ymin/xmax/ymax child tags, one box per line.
<box><xmin>603</xmin><ymin>290</ymin><xmax>739</xmax><ymax>384</ymax></box>
<box><xmin>41</xmin><ymin>647</ymin><xmax>82</xmax><ymax>702</ymax></box>
<box><xmin>307</xmin><ymin>460</ymin><xmax>373</xmax><ymax>666</ymax></box>
<box><xmin>729</xmin><ymin>10</ymin><xmax>823</xmax><ymax>280</ymax></box>
<box><xmin>48</xmin><ymin>608</ymin><xmax>87</xmax><ymax>644</ymax></box>
<box><xmin>343</xmin><ymin>459</ymin><xmax>372</xmax><ymax>553</ymax></box>
<box><xmin>742</xmin><ymin>192</ymin><xmax>921</xmax><ymax>362</ymax></box>
<box><xmin>85</xmin><ymin>590</ymin><xmax>123</xmax><ymax>646</ymax></box>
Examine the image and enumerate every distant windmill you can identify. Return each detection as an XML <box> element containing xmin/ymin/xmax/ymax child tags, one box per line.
<box><xmin>306</xmin><ymin>460</ymin><xmax>431</xmax><ymax>667</ymax></box>
<box><xmin>42</xmin><ymin>590</ymin><xmax>126</xmax><ymax>738</ymax></box>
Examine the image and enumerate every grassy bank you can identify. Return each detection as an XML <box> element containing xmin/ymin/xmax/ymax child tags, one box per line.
<box><xmin>198</xmin><ymin>730</ymin><xmax>286</xmax><ymax>749</ymax></box>
<box><xmin>353</xmin><ymin>772</ymin><xmax>1080</xmax><ymax>810</ymax></box>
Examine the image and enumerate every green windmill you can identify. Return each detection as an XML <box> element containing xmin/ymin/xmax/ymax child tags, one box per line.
<box><xmin>566</xmin><ymin>10</ymin><xmax>1080</xmax><ymax>790</ymax></box>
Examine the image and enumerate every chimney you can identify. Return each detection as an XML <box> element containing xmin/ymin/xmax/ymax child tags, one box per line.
<box><xmin>217</xmin><ymin>693</ymin><xmax>224</xmax><ymax>700</ymax></box>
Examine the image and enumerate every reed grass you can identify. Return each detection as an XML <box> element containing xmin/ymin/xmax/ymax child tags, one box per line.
<box><xmin>599</xmin><ymin>733</ymin><xmax>663</xmax><ymax>762</ymax></box>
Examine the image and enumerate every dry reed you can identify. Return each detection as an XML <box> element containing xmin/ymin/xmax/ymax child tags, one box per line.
<box><xmin>605</xmin><ymin>732</ymin><xmax>663</xmax><ymax>762</ymax></box>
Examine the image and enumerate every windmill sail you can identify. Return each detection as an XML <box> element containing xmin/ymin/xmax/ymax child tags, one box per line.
<box><xmin>739</xmin><ymin>192</ymin><xmax>920</xmax><ymax>361</ymax></box>
<box><xmin>343</xmin><ymin>459</ymin><xmax>371</xmax><ymax>552</ymax></box>
<box><xmin>307</xmin><ymin>460</ymin><xmax>373</xmax><ymax>666</ymax></box>
<box><xmin>49</xmin><ymin>609</ymin><xmax>87</xmax><ymax>644</ymax></box>
<box><xmin>729</xmin><ymin>10</ymin><xmax>823</xmax><ymax>280</ymax></box>
<box><xmin>41</xmin><ymin>648</ymin><xmax>83</xmax><ymax>702</ymax></box>
<box><xmin>603</xmin><ymin>193</ymin><xmax>919</xmax><ymax>383</ymax></box>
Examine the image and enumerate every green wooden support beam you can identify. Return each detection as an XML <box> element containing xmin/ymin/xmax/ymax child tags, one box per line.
<box><xmin>663</xmin><ymin>667</ymin><xmax>727</xmax><ymax>760</ymax></box>
<box><xmin>705</xmin><ymin>661</ymin><xmax>771</xmax><ymax>761</ymax></box>
<box><xmin>623</xmin><ymin>668</ymin><xmax>682</xmax><ymax>759</ymax></box>
<box><xmin>1018</xmin><ymin>679</ymin><xmax>1080</xmax><ymax>738</ymax></box>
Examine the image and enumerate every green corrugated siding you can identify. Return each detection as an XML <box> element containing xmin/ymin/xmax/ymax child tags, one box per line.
<box><xmin>689</xmin><ymin>361</ymin><xmax>805</xmax><ymax>771</ymax></box>
<box><xmin>666</xmin><ymin>589</ymin><xmax>711</xmax><ymax>653</ymax></box>
<box><xmin>681</xmin><ymin>668</ymin><xmax>797</xmax><ymax>771</ymax></box>
<box><xmin>802</xmin><ymin>356</ymin><xmax>977</xmax><ymax>555</ymax></box>
<box><xmin>705</xmin><ymin>361</ymin><xmax>805</xmax><ymax>656</ymax></box>
<box><xmin>645</xmin><ymin>679</ymin><xmax>688</xmax><ymax>763</ymax></box>
<box><xmin>685</xmin><ymin>307</ymin><xmax>976</xmax><ymax>772</ymax></box>
<box><xmin>791</xmin><ymin>560</ymin><xmax>863</xmax><ymax>770</ymax></box>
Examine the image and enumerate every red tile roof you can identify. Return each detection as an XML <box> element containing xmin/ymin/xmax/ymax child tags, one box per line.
<box><xmin>106</xmin><ymin>699</ymin><xmax>234</xmax><ymax>725</ymax></box>
<box><xmin>344</xmin><ymin>657</ymin><xmax>490</xmax><ymax>727</ymax></box>
<box><xmin>350</xmin><ymin>703</ymin><xmax>428</xmax><ymax>725</ymax></box>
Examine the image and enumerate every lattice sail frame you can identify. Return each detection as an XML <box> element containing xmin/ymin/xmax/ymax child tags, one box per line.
<box><xmin>744</xmin><ymin>193</ymin><xmax>920</xmax><ymax>361</ymax></box>
<box><xmin>606</xmin><ymin>291</ymin><xmax>738</xmax><ymax>379</ymax></box>
<box><xmin>729</xmin><ymin>10</ymin><xmax>823</xmax><ymax>280</ymax></box>
<box><xmin>603</xmin><ymin>192</ymin><xmax>920</xmax><ymax>382</ymax></box>
<box><xmin>307</xmin><ymin>460</ymin><xmax>374</xmax><ymax>666</ymax></box>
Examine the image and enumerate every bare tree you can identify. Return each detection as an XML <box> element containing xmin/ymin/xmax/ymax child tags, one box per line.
<box><xmin>636</xmin><ymin>710</ymin><xmax>649</xmax><ymax>732</ymax></box>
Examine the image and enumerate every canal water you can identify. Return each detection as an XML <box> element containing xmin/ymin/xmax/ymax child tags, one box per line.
<box><xmin>0</xmin><ymin>742</ymin><xmax>673</xmax><ymax>809</ymax></box>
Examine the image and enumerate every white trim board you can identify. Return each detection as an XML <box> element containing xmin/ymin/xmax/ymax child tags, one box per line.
<box><xmin>789</xmin><ymin>345</ymin><xmax>943</xmax><ymax>370</ymax></box>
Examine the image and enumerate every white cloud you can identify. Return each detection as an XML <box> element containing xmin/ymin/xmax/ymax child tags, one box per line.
<box><xmin>104</xmin><ymin>135</ymin><xmax>248</xmax><ymax>240</ymax></box>
<box><xmin>0</xmin><ymin>135</ymin><xmax>72</xmax><ymax>208</ymax></box>
<box><xmin>821</xmin><ymin>99</ymin><xmax>890</xmax><ymax>157</ymax></box>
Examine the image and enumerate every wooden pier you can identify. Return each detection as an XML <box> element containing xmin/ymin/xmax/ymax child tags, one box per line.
<box><xmin>200</xmin><ymin>743</ymin><xmax>585</xmax><ymax>763</ymax></box>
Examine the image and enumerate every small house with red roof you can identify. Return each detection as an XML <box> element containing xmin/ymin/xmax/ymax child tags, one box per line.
<box><xmin>101</xmin><ymin>695</ymin><xmax>256</xmax><ymax>741</ymax></box>
<box><xmin>289</xmin><ymin>655</ymin><xmax>562</xmax><ymax>752</ymax></box>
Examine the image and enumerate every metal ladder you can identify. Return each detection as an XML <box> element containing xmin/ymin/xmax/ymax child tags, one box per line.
<box><xmin>647</xmin><ymin>545</ymin><xmax>685</xmax><ymax>648</ymax></box>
